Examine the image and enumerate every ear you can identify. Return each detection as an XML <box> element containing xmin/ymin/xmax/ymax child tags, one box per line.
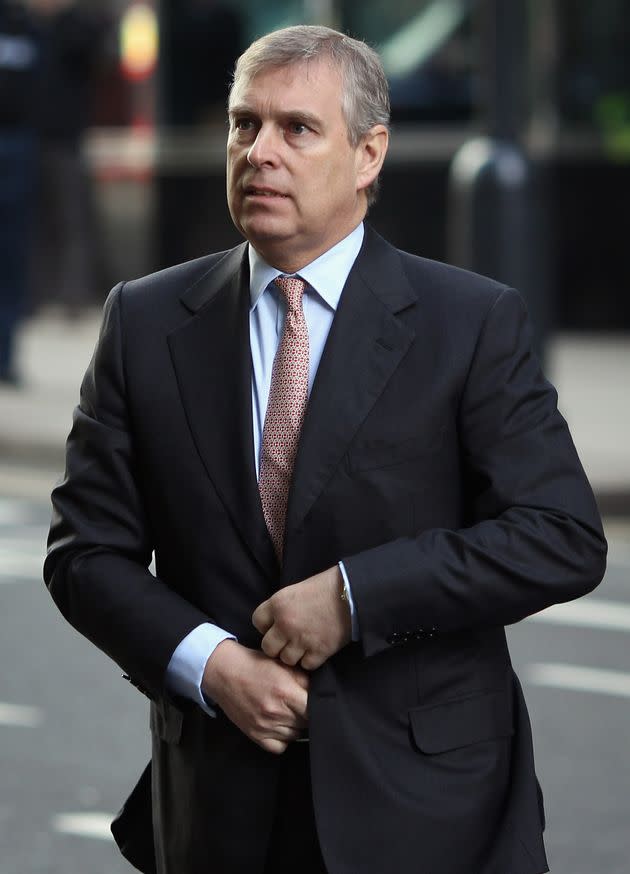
<box><xmin>356</xmin><ymin>125</ymin><xmax>389</xmax><ymax>195</ymax></box>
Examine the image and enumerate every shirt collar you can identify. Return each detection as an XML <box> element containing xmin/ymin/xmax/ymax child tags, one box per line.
<box><xmin>248</xmin><ymin>222</ymin><xmax>365</xmax><ymax>312</ymax></box>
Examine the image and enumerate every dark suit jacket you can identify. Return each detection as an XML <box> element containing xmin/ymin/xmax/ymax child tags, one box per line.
<box><xmin>45</xmin><ymin>226</ymin><xmax>606</xmax><ymax>874</ymax></box>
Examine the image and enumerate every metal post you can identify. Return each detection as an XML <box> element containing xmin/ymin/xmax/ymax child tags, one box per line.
<box><xmin>447</xmin><ymin>0</ymin><xmax>550</xmax><ymax>361</ymax></box>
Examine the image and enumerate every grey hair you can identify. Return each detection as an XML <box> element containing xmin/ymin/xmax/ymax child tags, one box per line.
<box><xmin>230</xmin><ymin>25</ymin><xmax>390</xmax><ymax>206</ymax></box>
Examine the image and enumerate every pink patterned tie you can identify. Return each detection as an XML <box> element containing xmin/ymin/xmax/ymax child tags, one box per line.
<box><xmin>259</xmin><ymin>275</ymin><xmax>309</xmax><ymax>560</ymax></box>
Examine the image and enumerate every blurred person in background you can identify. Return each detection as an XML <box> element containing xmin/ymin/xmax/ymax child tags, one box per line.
<box><xmin>0</xmin><ymin>0</ymin><xmax>38</xmax><ymax>385</ymax></box>
<box><xmin>27</xmin><ymin>0</ymin><xmax>108</xmax><ymax>316</ymax></box>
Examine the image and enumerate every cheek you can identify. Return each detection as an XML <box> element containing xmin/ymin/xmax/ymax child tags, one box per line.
<box><xmin>227</xmin><ymin>147</ymin><xmax>245</xmax><ymax>178</ymax></box>
<box><xmin>225</xmin><ymin>161</ymin><xmax>234</xmax><ymax>190</ymax></box>
<box><xmin>226</xmin><ymin>163</ymin><xmax>245</xmax><ymax>202</ymax></box>
<box><xmin>305</xmin><ymin>161</ymin><xmax>345</xmax><ymax>201</ymax></box>
<box><xmin>327</xmin><ymin>153</ymin><xmax>357</xmax><ymax>189</ymax></box>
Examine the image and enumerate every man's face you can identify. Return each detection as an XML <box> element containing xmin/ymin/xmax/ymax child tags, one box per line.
<box><xmin>227</xmin><ymin>60</ymin><xmax>371</xmax><ymax>272</ymax></box>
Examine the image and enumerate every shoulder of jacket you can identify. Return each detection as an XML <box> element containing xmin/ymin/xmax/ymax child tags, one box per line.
<box><xmin>118</xmin><ymin>249</ymin><xmax>234</xmax><ymax>301</ymax></box>
<box><xmin>397</xmin><ymin>247</ymin><xmax>507</xmax><ymax>296</ymax></box>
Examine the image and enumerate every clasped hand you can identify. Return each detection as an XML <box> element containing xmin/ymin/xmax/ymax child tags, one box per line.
<box><xmin>202</xmin><ymin>566</ymin><xmax>351</xmax><ymax>754</ymax></box>
<box><xmin>252</xmin><ymin>565</ymin><xmax>352</xmax><ymax>670</ymax></box>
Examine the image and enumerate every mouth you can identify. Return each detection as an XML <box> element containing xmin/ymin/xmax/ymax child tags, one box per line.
<box><xmin>244</xmin><ymin>186</ymin><xmax>289</xmax><ymax>199</ymax></box>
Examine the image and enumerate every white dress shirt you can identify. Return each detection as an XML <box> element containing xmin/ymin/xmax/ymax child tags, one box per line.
<box><xmin>166</xmin><ymin>223</ymin><xmax>364</xmax><ymax>714</ymax></box>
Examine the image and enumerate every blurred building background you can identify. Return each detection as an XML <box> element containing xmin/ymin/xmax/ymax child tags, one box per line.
<box><xmin>72</xmin><ymin>0</ymin><xmax>630</xmax><ymax>337</ymax></box>
<box><xmin>1</xmin><ymin>0</ymin><xmax>628</xmax><ymax>518</ymax></box>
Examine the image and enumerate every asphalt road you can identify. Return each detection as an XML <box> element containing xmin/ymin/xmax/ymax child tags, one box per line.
<box><xmin>0</xmin><ymin>469</ymin><xmax>628</xmax><ymax>874</ymax></box>
<box><xmin>0</xmin><ymin>486</ymin><xmax>145</xmax><ymax>874</ymax></box>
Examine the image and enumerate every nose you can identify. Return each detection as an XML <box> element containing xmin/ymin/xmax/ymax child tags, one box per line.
<box><xmin>247</xmin><ymin>124</ymin><xmax>279</xmax><ymax>169</ymax></box>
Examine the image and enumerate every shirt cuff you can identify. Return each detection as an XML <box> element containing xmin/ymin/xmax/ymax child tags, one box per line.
<box><xmin>166</xmin><ymin>623</ymin><xmax>236</xmax><ymax>717</ymax></box>
<box><xmin>338</xmin><ymin>561</ymin><xmax>360</xmax><ymax>641</ymax></box>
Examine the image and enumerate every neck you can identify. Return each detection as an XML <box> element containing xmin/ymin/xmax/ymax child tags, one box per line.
<box><xmin>252</xmin><ymin>221</ymin><xmax>366</xmax><ymax>274</ymax></box>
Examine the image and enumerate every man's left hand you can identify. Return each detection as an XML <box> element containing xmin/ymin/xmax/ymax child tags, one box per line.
<box><xmin>252</xmin><ymin>566</ymin><xmax>352</xmax><ymax>670</ymax></box>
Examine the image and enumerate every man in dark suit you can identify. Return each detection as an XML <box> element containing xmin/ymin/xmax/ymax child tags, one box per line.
<box><xmin>45</xmin><ymin>25</ymin><xmax>606</xmax><ymax>874</ymax></box>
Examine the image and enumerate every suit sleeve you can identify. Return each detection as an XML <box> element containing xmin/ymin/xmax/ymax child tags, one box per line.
<box><xmin>44</xmin><ymin>284</ymin><xmax>211</xmax><ymax>700</ymax></box>
<box><xmin>343</xmin><ymin>287</ymin><xmax>607</xmax><ymax>658</ymax></box>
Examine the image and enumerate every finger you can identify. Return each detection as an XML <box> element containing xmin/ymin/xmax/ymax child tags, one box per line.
<box><xmin>252</xmin><ymin>600</ymin><xmax>274</xmax><ymax>634</ymax></box>
<box><xmin>258</xmin><ymin>737</ymin><xmax>289</xmax><ymax>755</ymax></box>
<box><xmin>278</xmin><ymin>643</ymin><xmax>306</xmax><ymax>667</ymax></box>
<box><xmin>257</xmin><ymin>719</ymin><xmax>304</xmax><ymax>740</ymax></box>
<box><xmin>261</xmin><ymin>625</ymin><xmax>288</xmax><ymax>659</ymax></box>
<box><xmin>291</xmin><ymin>668</ymin><xmax>310</xmax><ymax>691</ymax></box>
<box><xmin>285</xmin><ymin>682</ymin><xmax>309</xmax><ymax>722</ymax></box>
<box><xmin>301</xmin><ymin>651</ymin><xmax>326</xmax><ymax>671</ymax></box>
<box><xmin>253</xmin><ymin>720</ymin><xmax>305</xmax><ymax>752</ymax></box>
<box><xmin>271</xmin><ymin>724</ymin><xmax>305</xmax><ymax>742</ymax></box>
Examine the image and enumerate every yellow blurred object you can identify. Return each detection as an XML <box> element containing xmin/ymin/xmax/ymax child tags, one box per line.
<box><xmin>120</xmin><ymin>2</ymin><xmax>159</xmax><ymax>81</ymax></box>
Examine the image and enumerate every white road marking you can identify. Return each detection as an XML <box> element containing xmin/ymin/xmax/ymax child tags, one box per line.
<box><xmin>529</xmin><ymin>597</ymin><xmax>630</xmax><ymax>633</ymax></box>
<box><xmin>607</xmin><ymin>540</ymin><xmax>630</xmax><ymax>569</ymax></box>
<box><xmin>525</xmin><ymin>663</ymin><xmax>630</xmax><ymax>699</ymax></box>
<box><xmin>51</xmin><ymin>812</ymin><xmax>114</xmax><ymax>841</ymax></box>
<box><xmin>3</xmin><ymin>527</ymin><xmax>46</xmax><ymax>540</ymax></box>
<box><xmin>0</xmin><ymin>701</ymin><xmax>43</xmax><ymax>727</ymax></box>
<box><xmin>0</xmin><ymin>498</ymin><xmax>30</xmax><ymax>525</ymax></box>
<box><xmin>0</xmin><ymin>547</ymin><xmax>44</xmax><ymax>581</ymax></box>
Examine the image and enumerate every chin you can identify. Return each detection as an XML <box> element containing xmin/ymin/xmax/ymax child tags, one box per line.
<box><xmin>242</xmin><ymin>216</ymin><xmax>293</xmax><ymax>245</ymax></box>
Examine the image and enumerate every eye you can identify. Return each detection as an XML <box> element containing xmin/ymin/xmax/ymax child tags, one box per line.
<box><xmin>288</xmin><ymin>121</ymin><xmax>309</xmax><ymax>135</ymax></box>
<box><xmin>233</xmin><ymin>117</ymin><xmax>255</xmax><ymax>133</ymax></box>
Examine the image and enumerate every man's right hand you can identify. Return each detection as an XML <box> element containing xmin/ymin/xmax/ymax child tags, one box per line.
<box><xmin>201</xmin><ymin>639</ymin><xmax>309</xmax><ymax>754</ymax></box>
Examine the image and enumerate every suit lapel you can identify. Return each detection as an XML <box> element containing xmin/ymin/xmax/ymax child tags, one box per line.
<box><xmin>168</xmin><ymin>244</ymin><xmax>279</xmax><ymax>581</ymax></box>
<box><xmin>286</xmin><ymin>228</ymin><xmax>417</xmax><ymax>536</ymax></box>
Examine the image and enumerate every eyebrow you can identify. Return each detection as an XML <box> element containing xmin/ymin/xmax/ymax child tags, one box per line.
<box><xmin>228</xmin><ymin>105</ymin><xmax>323</xmax><ymax>129</ymax></box>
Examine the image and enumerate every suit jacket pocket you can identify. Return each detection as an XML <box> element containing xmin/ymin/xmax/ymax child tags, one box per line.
<box><xmin>409</xmin><ymin>690</ymin><xmax>514</xmax><ymax>754</ymax></box>
<box><xmin>348</xmin><ymin>426</ymin><xmax>447</xmax><ymax>473</ymax></box>
<box><xmin>150</xmin><ymin>698</ymin><xmax>184</xmax><ymax>744</ymax></box>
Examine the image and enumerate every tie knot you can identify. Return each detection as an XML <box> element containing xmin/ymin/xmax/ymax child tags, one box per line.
<box><xmin>274</xmin><ymin>275</ymin><xmax>306</xmax><ymax>311</ymax></box>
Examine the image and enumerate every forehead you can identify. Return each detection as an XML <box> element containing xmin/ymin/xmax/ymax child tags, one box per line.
<box><xmin>229</xmin><ymin>59</ymin><xmax>344</xmax><ymax>112</ymax></box>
